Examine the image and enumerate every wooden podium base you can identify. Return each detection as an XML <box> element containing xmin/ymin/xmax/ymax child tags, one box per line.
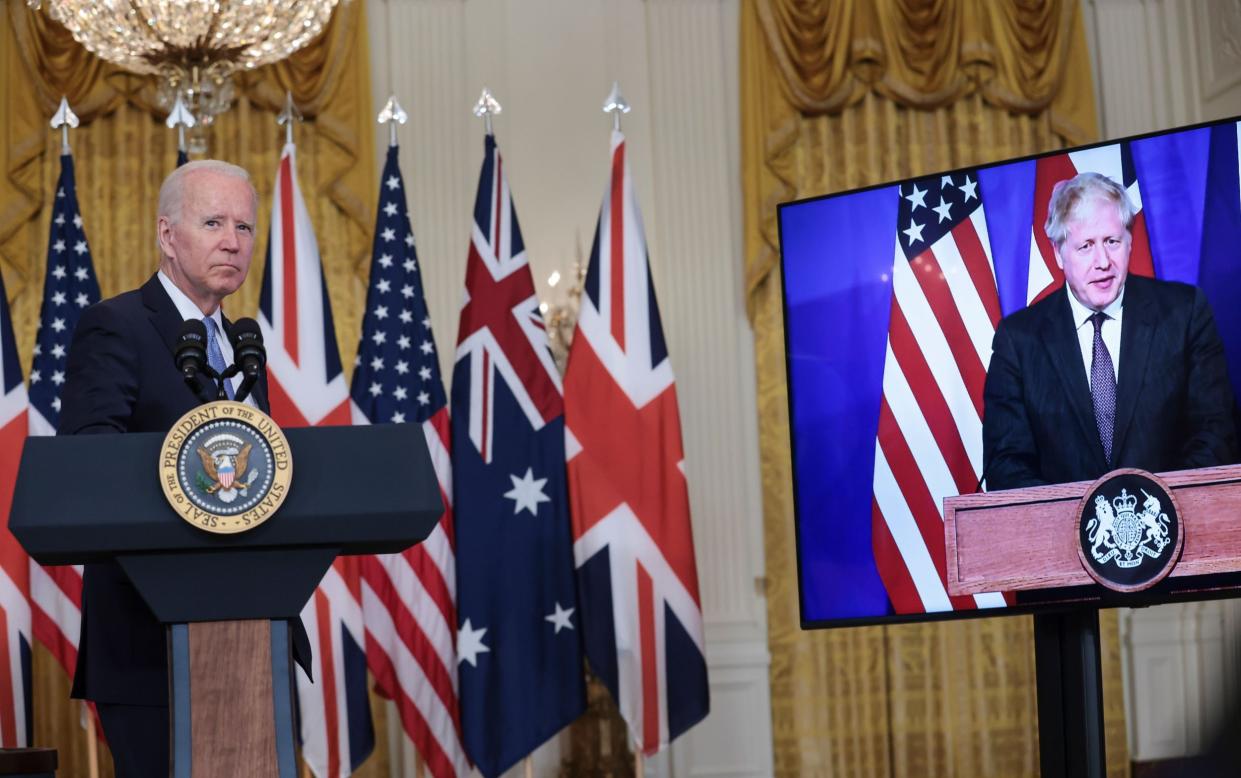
<box><xmin>168</xmin><ymin>620</ymin><xmax>297</xmax><ymax>778</ymax></box>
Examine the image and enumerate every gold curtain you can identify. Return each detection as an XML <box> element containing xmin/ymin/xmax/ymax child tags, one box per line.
<box><xmin>741</xmin><ymin>1</ymin><xmax>1128</xmax><ymax>776</ymax></box>
<box><xmin>0</xmin><ymin>3</ymin><xmax>390</xmax><ymax>774</ymax></box>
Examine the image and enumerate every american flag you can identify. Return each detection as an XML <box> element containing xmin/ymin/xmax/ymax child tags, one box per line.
<box><xmin>451</xmin><ymin>134</ymin><xmax>585</xmax><ymax>777</ymax></box>
<box><xmin>351</xmin><ymin>145</ymin><xmax>468</xmax><ymax>777</ymax></box>
<box><xmin>257</xmin><ymin>143</ymin><xmax>374</xmax><ymax>776</ymax></box>
<box><xmin>28</xmin><ymin>154</ymin><xmax>100</xmax><ymax>680</ymax></box>
<box><xmin>871</xmin><ymin>171</ymin><xmax>1011</xmax><ymax>613</ymax></box>
<box><xmin>564</xmin><ymin>130</ymin><xmax>708</xmax><ymax>754</ymax></box>
<box><xmin>1027</xmin><ymin>142</ymin><xmax>1155</xmax><ymax>303</ymax></box>
<box><xmin>0</xmin><ymin>268</ymin><xmax>32</xmax><ymax>747</ymax></box>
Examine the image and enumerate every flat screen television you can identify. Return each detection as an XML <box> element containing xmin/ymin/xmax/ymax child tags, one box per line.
<box><xmin>780</xmin><ymin>116</ymin><xmax>1241</xmax><ymax>628</ymax></box>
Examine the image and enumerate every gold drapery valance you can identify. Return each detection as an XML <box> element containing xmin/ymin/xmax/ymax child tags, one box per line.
<box><xmin>0</xmin><ymin>4</ymin><xmax>386</xmax><ymax>774</ymax></box>
<box><xmin>742</xmin><ymin>2</ymin><xmax>1125</xmax><ymax>776</ymax></box>
<box><xmin>746</xmin><ymin>0</ymin><xmax>1097</xmax><ymax>315</ymax></box>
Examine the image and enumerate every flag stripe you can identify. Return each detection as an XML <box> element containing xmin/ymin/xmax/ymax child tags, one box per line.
<box><xmin>314</xmin><ymin>590</ymin><xmax>341</xmax><ymax>778</ymax></box>
<box><xmin>907</xmin><ymin>248</ymin><xmax>988</xmax><ymax>417</ymax></box>
<box><xmin>886</xmin><ymin>306</ymin><xmax>977</xmax><ymax>493</ymax></box>
<box><xmin>956</xmin><ymin>214</ymin><xmax>1002</xmax><ymax>327</ymax></box>
<box><xmin>869</xmin><ymin>498</ymin><xmax>926</xmax><ymax>613</ymax></box>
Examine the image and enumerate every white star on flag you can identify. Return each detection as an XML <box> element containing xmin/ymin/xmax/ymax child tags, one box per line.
<box><xmin>932</xmin><ymin>199</ymin><xmax>953</xmax><ymax>223</ymax></box>
<box><xmin>381</xmin><ymin>228</ymin><xmax>396</xmax><ymax>242</ymax></box>
<box><xmin>503</xmin><ymin>467</ymin><xmax>551</xmax><ymax>516</ymax></box>
<box><xmin>386</xmin><ymin>175</ymin><xmax>400</xmax><ymax>190</ymax></box>
<box><xmin>903</xmin><ymin>220</ymin><xmax>925</xmax><ymax>246</ymax></box>
<box><xmin>383</xmin><ymin>202</ymin><xmax>398</xmax><ymax>217</ymax></box>
<box><xmin>544</xmin><ymin>603</ymin><xmax>575</xmax><ymax>634</ymax></box>
<box><xmin>905</xmin><ymin>183</ymin><xmax>927</xmax><ymax>210</ymax></box>
<box><xmin>457</xmin><ymin>620</ymin><xmax>490</xmax><ymax>667</ymax></box>
<box><xmin>960</xmin><ymin>176</ymin><xmax>979</xmax><ymax>201</ymax></box>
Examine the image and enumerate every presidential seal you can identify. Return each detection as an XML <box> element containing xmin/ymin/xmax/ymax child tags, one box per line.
<box><xmin>1077</xmin><ymin>469</ymin><xmax>1183</xmax><ymax>592</ymax></box>
<box><xmin>159</xmin><ymin>401</ymin><xmax>292</xmax><ymax>534</ymax></box>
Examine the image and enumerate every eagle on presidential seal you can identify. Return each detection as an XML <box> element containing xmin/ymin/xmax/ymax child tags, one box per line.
<box><xmin>196</xmin><ymin>433</ymin><xmax>259</xmax><ymax>504</ymax></box>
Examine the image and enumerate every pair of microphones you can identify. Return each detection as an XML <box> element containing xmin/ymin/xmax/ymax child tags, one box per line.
<box><xmin>173</xmin><ymin>318</ymin><xmax>266</xmax><ymax>404</ymax></box>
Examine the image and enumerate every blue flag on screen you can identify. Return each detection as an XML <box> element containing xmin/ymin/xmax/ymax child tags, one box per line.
<box><xmin>451</xmin><ymin>134</ymin><xmax>585</xmax><ymax>777</ymax></box>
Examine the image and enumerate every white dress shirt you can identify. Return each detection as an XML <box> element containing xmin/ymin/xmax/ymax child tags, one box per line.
<box><xmin>157</xmin><ymin>271</ymin><xmax>256</xmax><ymax>407</ymax></box>
<box><xmin>1066</xmin><ymin>284</ymin><xmax>1124</xmax><ymax>385</ymax></box>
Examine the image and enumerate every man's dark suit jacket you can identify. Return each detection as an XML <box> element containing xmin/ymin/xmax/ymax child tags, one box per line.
<box><xmin>982</xmin><ymin>275</ymin><xmax>1239</xmax><ymax>492</ymax></box>
<box><xmin>58</xmin><ymin>273</ymin><xmax>309</xmax><ymax>706</ymax></box>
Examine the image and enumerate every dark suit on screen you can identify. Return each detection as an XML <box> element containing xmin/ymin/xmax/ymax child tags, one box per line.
<box><xmin>57</xmin><ymin>274</ymin><xmax>308</xmax><ymax>771</ymax></box>
<box><xmin>982</xmin><ymin>275</ymin><xmax>1239</xmax><ymax>491</ymax></box>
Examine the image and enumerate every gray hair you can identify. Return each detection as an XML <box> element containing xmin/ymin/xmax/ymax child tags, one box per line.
<box><xmin>1044</xmin><ymin>171</ymin><xmax>1135</xmax><ymax>249</ymax></box>
<box><xmin>156</xmin><ymin>160</ymin><xmax>258</xmax><ymax>248</ymax></box>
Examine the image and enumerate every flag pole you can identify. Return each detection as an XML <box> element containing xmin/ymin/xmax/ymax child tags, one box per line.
<box><xmin>523</xmin><ymin>755</ymin><xmax>534</xmax><ymax>778</ymax></box>
<box><xmin>277</xmin><ymin>91</ymin><xmax>303</xmax><ymax>146</ymax></box>
<box><xmin>50</xmin><ymin>96</ymin><xmax>78</xmax><ymax>155</ymax></box>
<box><xmin>635</xmin><ymin>751</ymin><xmax>645</xmax><ymax>778</ymax></box>
<box><xmin>472</xmin><ymin>87</ymin><xmax>502</xmax><ymax>136</ymax></box>
<box><xmin>602</xmin><ymin>81</ymin><xmax>630</xmax><ymax>133</ymax></box>
<box><xmin>377</xmin><ymin>94</ymin><xmax>408</xmax><ymax>149</ymax></box>
<box><xmin>83</xmin><ymin>703</ymin><xmax>98</xmax><ymax>778</ymax></box>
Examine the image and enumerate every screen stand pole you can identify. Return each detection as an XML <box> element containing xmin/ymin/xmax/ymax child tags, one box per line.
<box><xmin>1034</xmin><ymin>609</ymin><xmax>1106</xmax><ymax>778</ymax></box>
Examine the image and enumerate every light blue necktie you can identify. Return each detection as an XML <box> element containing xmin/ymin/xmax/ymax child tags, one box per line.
<box><xmin>203</xmin><ymin>316</ymin><xmax>235</xmax><ymax>400</ymax></box>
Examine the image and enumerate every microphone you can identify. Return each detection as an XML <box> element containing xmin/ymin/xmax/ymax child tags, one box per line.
<box><xmin>228</xmin><ymin>318</ymin><xmax>266</xmax><ymax>404</ymax></box>
<box><xmin>174</xmin><ymin>319</ymin><xmax>215</xmax><ymax>402</ymax></box>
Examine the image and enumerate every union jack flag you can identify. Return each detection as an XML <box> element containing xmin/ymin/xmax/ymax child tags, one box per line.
<box><xmin>564</xmin><ymin>130</ymin><xmax>708</xmax><ymax>754</ymax></box>
<box><xmin>258</xmin><ymin>143</ymin><xmax>374</xmax><ymax>776</ymax></box>
<box><xmin>871</xmin><ymin>171</ymin><xmax>1012</xmax><ymax>612</ymax></box>
<box><xmin>28</xmin><ymin>154</ymin><xmax>100</xmax><ymax>682</ymax></box>
<box><xmin>351</xmin><ymin>145</ymin><xmax>469</xmax><ymax>777</ymax></box>
<box><xmin>0</xmin><ymin>268</ymin><xmax>32</xmax><ymax>747</ymax></box>
<box><xmin>451</xmin><ymin>134</ymin><xmax>584</xmax><ymax>777</ymax></box>
<box><xmin>1027</xmin><ymin>142</ymin><xmax>1155</xmax><ymax>304</ymax></box>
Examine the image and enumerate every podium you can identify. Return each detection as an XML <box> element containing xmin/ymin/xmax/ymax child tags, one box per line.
<box><xmin>9</xmin><ymin>423</ymin><xmax>443</xmax><ymax>778</ymax></box>
<box><xmin>945</xmin><ymin>464</ymin><xmax>1241</xmax><ymax>778</ymax></box>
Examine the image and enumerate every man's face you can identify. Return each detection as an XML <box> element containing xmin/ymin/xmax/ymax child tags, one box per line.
<box><xmin>1054</xmin><ymin>196</ymin><xmax>1131</xmax><ymax>311</ymax></box>
<box><xmin>158</xmin><ymin>170</ymin><xmax>257</xmax><ymax>314</ymax></box>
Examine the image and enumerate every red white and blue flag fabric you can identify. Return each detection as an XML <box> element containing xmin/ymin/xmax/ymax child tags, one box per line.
<box><xmin>0</xmin><ymin>268</ymin><xmax>33</xmax><ymax>747</ymax></box>
<box><xmin>451</xmin><ymin>134</ymin><xmax>585</xmax><ymax>777</ymax></box>
<box><xmin>871</xmin><ymin>171</ymin><xmax>1012</xmax><ymax>614</ymax></box>
<box><xmin>258</xmin><ymin>143</ymin><xmax>374</xmax><ymax>777</ymax></box>
<box><xmin>28</xmin><ymin>154</ymin><xmax>100</xmax><ymax>682</ymax></box>
<box><xmin>1026</xmin><ymin>142</ymin><xmax>1155</xmax><ymax>304</ymax></box>
<box><xmin>563</xmin><ymin>130</ymin><xmax>708</xmax><ymax>754</ymax></box>
<box><xmin>351</xmin><ymin>145</ymin><xmax>469</xmax><ymax>778</ymax></box>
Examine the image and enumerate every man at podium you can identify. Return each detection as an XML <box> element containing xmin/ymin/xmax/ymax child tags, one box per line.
<box><xmin>57</xmin><ymin>160</ymin><xmax>284</xmax><ymax>774</ymax></box>
<box><xmin>982</xmin><ymin>171</ymin><xmax>1238</xmax><ymax>492</ymax></box>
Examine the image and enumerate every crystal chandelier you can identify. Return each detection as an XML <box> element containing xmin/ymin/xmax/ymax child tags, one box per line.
<box><xmin>27</xmin><ymin>1</ymin><xmax>341</xmax><ymax>126</ymax></box>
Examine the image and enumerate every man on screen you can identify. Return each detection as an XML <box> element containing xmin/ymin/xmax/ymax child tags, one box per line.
<box><xmin>982</xmin><ymin>171</ymin><xmax>1238</xmax><ymax>491</ymax></box>
<box><xmin>58</xmin><ymin>160</ymin><xmax>308</xmax><ymax>774</ymax></box>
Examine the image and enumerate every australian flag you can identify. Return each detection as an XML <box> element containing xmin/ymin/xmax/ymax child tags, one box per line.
<box><xmin>451</xmin><ymin>134</ymin><xmax>585</xmax><ymax>777</ymax></box>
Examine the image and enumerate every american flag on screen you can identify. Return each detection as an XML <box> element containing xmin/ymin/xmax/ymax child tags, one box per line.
<box><xmin>0</xmin><ymin>268</ymin><xmax>32</xmax><ymax>747</ymax></box>
<box><xmin>28</xmin><ymin>154</ymin><xmax>100</xmax><ymax>680</ymax></box>
<box><xmin>1026</xmin><ymin>142</ymin><xmax>1155</xmax><ymax>303</ymax></box>
<box><xmin>565</xmin><ymin>130</ymin><xmax>708</xmax><ymax>754</ymax></box>
<box><xmin>257</xmin><ymin>144</ymin><xmax>374</xmax><ymax>776</ymax></box>
<box><xmin>451</xmin><ymin>134</ymin><xmax>584</xmax><ymax>777</ymax></box>
<box><xmin>871</xmin><ymin>172</ymin><xmax>1011</xmax><ymax>613</ymax></box>
<box><xmin>351</xmin><ymin>145</ymin><xmax>469</xmax><ymax>778</ymax></box>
